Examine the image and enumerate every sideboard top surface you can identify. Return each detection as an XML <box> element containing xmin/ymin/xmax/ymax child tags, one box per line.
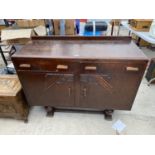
<box><xmin>12</xmin><ymin>36</ymin><xmax>148</xmax><ymax>61</ymax></box>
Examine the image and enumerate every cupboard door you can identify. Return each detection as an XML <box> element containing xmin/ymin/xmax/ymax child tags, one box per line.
<box><xmin>79</xmin><ymin>62</ymin><xmax>146</xmax><ymax>110</ymax></box>
<box><xmin>18</xmin><ymin>71</ymin><xmax>45</xmax><ymax>106</ymax></box>
<box><xmin>44</xmin><ymin>73</ymin><xmax>74</xmax><ymax>107</ymax></box>
<box><xmin>79</xmin><ymin>74</ymin><xmax>114</xmax><ymax>110</ymax></box>
<box><xmin>18</xmin><ymin>71</ymin><xmax>75</xmax><ymax>107</ymax></box>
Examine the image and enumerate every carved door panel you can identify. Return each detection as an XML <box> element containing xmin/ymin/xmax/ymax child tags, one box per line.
<box><xmin>79</xmin><ymin>62</ymin><xmax>146</xmax><ymax>110</ymax></box>
<box><xmin>44</xmin><ymin>73</ymin><xmax>75</xmax><ymax>107</ymax></box>
<box><xmin>79</xmin><ymin>74</ymin><xmax>114</xmax><ymax>109</ymax></box>
<box><xmin>18</xmin><ymin>71</ymin><xmax>75</xmax><ymax>107</ymax></box>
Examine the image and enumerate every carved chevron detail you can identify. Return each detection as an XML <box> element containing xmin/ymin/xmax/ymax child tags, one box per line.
<box><xmin>94</xmin><ymin>75</ymin><xmax>113</xmax><ymax>93</ymax></box>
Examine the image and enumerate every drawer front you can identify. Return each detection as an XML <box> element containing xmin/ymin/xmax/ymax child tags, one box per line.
<box><xmin>13</xmin><ymin>58</ymin><xmax>77</xmax><ymax>73</ymax></box>
<box><xmin>79</xmin><ymin>61</ymin><xmax>146</xmax><ymax>75</ymax></box>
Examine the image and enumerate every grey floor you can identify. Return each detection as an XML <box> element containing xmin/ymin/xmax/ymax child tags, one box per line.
<box><xmin>0</xmin><ymin>25</ymin><xmax>155</xmax><ymax>135</ymax></box>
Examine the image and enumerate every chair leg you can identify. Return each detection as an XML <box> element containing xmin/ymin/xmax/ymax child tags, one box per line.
<box><xmin>0</xmin><ymin>46</ymin><xmax>8</xmax><ymax>66</ymax></box>
<box><xmin>148</xmin><ymin>78</ymin><xmax>155</xmax><ymax>86</ymax></box>
<box><xmin>10</xmin><ymin>46</ymin><xmax>16</xmax><ymax>56</ymax></box>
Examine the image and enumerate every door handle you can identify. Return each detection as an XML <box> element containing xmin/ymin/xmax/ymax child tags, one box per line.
<box><xmin>126</xmin><ymin>66</ymin><xmax>139</xmax><ymax>71</ymax></box>
<box><xmin>19</xmin><ymin>64</ymin><xmax>31</xmax><ymax>68</ymax></box>
<box><xmin>56</xmin><ymin>64</ymin><xmax>68</xmax><ymax>70</ymax></box>
<box><xmin>85</xmin><ymin>66</ymin><xmax>97</xmax><ymax>71</ymax></box>
<box><xmin>68</xmin><ymin>87</ymin><xmax>71</xmax><ymax>97</ymax></box>
<box><xmin>83</xmin><ymin>88</ymin><xmax>87</xmax><ymax>97</ymax></box>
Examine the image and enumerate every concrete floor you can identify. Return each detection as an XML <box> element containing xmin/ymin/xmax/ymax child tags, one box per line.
<box><xmin>0</xmin><ymin>25</ymin><xmax>155</xmax><ymax>134</ymax></box>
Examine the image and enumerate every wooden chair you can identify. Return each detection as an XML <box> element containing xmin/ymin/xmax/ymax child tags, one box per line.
<box><xmin>146</xmin><ymin>58</ymin><xmax>155</xmax><ymax>85</ymax></box>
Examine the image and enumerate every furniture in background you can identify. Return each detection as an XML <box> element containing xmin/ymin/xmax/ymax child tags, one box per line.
<box><xmin>52</xmin><ymin>19</ymin><xmax>111</xmax><ymax>36</ymax></box>
<box><xmin>0</xmin><ymin>19</ymin><xmax>17</xmax><ymax>67</ymax></box>
<box><xmin>0</xmin><ymin>75</ymin><xmax>29</xmax><ymax>122</ymax></box>
<box><xmin>52</xmin><ymin>19</ymin><xmax>76</xmax><ymax>35</ymax></box>
<box><xmin>12</xmin><ymin>36</ymin><xmax>148</xmax><ymax>120</ymax></box>
<box><xmin>83</xmin><ymin>21</ymin><xmax>108</xmax><ymax>36</ymax></box>
<box><xmin>129</xmin><ymin>19</ymin><xmax>152</xmax><ymax>31</ymax></box>
<box><xmin>146</xmin><ymin>58</ymin><xmax>155</xmax><ymax>85</ymax></box>
<box><xmin>0</xmin><ymin>45</ymin><xmax>16</xmax><ymax>66</ymax></box>
<box><xmin>110</xmin><ymin>19</ymin><xmax>121</xmax><ymax>36</ymax></box>
<box><xmin>119</xmin><ymin>21</ymin><xmax>155</xmax><ymax>47</ymax></box>
<box><xmin>3</xmin><ymin>19</ymin><xmax>15</xmax><ymax>26</ymax></box>
<box><xmin>78</xmin><ymin>19</ymin><xmax>111</xmax><ymax>36</ymax></box>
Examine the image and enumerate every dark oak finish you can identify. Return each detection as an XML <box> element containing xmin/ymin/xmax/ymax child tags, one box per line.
<box><xmin>12</xmin><ymin>36</ymin><xmax>148</xmax><ymax>119</ymax></box>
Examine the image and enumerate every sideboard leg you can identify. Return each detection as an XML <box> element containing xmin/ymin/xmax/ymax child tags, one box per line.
<box><xmin>45</xmin><ymin>106</ymin><xmax>54</xmax><ymax>117</ymax></box>
<box><xmin>103</xmin><ymin>109</ymin><xmax>114</xmax><ymax>120</ymax></box>
<box><xmin>24</xmin><ymin>118</ymin><xmax>28</xmax><ymax>123</ymax></box>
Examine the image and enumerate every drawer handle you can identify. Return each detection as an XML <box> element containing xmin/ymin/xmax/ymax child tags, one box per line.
<box><xmin>83</xmin><ymin>88</ymin><xmax>87</xmax><ymax>97</ymax></box>
<box><xmin>126</xmin><ymin>67</ymin><xmax>139</xmax><ymax>71</ymax></box>
<box><xmin>56</xmin><ymin>65</ymin><xmax>68</xmax><ymax>70</ymax></box>
<box><xmin>19</xmin><ymin>64</ymin><xmax>31</xmax><ymax>68</ymax></box>
<box><xmin>85</xmin><ymin>66</ymin><xmax>97</xmax><ymax>71</ymax></box>
<box><xmin>68</xmin><ymin>87</ymin><xmax>71</xmax><ymax>97</ymax></box>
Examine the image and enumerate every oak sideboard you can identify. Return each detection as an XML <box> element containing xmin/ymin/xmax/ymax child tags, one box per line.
<box><xmin>12</xmin><ymin>36</ymin><xmax>148</xmax><ymax>119</ymax></box>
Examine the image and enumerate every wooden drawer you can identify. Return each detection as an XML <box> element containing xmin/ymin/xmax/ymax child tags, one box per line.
<box><xmin>79</xmin><ymin>61</ymin><xmax>145</xmax><ymax>75</ymax></box>
<box><xmin>13</xmin><ymin>58</ymin><xmax>77</xmax><ymax>73</ymax></box>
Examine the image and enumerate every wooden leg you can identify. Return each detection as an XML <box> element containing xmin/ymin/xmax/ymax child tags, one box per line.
<box><xmin>0</xmin><ymin>46</ymin><xmax>8</xmax><ymax>66</ymax></box>
<box><xmin>117</xmin><ymin>23</ymin><xmax>121</xmax><ymax>36</ymax></box>
<box><xmin>24</xmin><ymin>118</ymin><xmax>28</xmax><ymax>123</ymax></box>
<box><xmin>9</xmin><ymin>46</ymin><xmax>16</xmax><ymax>57</ymax></box>
<box><xmin>103</xmin><ymin>109</ymin><xmax>113</xmax><ymax>120</ymax></box>
<box><xmin>128</xmin><ymin>30</ymin><xmax>131</xmax><ymax>36</ymax></box>
<box><xmin>111</xmin><ymin>21</ymin><xmax>114</xmax><ymax>36</ymax></box>
<box><xmin>136</xmin><ymin>37</ymin><xmax>141</xmax><ymax>47</ymax></box>
<box><xmin>45</xmin><ymin>106</ymin><xmax>54</xmax><ymax>117</ymax></box>
<box><xmin>148</xmin><ymin>78</ymin><xmax>155</xmax><ymax>86</ymax></box>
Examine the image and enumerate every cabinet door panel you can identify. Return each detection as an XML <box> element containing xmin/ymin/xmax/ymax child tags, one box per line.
<box><xmin>18</xmin><ymin>71</ymin><xmax>45</xmax><ymax>106</ymax></box>
<box><xmin>18</xmin><ymin>71</ymin><xmax>74</xmax><ymax>107</ymax></box>
<box><xmin>79</xmin><ymin>74</ymin><xmax>114</xmax><ymax>109</ymax></box>
<box><xmin>79</xmin><ymin>62</ymin><xmax>146</xmax><ymax>110</ymax></box>
<box><xmin>44</xmin><ymin>73</ymin><xmax>74</xmax><ymax>107</ymax></box>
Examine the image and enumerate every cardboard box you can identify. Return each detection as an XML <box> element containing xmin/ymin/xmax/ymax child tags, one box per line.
<box><xmin>1</xmin><ymin>28</ymin><xmax>33</xmax><ymax>44</ymax></box>
<box><xmin>129</xmin><ymin>19</ymin><xmax>152</xmax><ymax>31</ymax></box>
<box><xmin>53</xmin><ymin>19</ymin><xmax>75</xmax><ymax>35</ymax></box>
<box><xmin>16</xmin><ymin>19</ymin><xmax>45</xmax><ymax>28</ymax></box>
<box><xmin>65</xmin><ymin>19</ymin><xmax>75</xmax><ymax>35</ymax></box>
<box><xmin>0</xmin><ymin>25</ymin><xmax>7</xmax><ymax>34</ymax></box>
<box><xmin>34</xmin><ymin>25</ymin><xmax>47</xmax><ymax>36</ymax></box>
<box><xmin>53</xmin><ymin>19</ymin><xmax>60</xmax><ymax>35</ymax></box>
<box><xmin>110</xmin><ymin>19</ymin><xmax>121</xmax><ymax>26</ymax></box>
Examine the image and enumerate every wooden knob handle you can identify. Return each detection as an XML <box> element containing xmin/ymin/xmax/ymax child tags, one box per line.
<box><xmin>83</xmin><ymin>88</ymin><xmax>87</xmax><ymax>97</ymax></box>
<box><xmin>85</xmin><ymin>66</ymin><xmax>97</xmax><ymax>70</ymax></box>
<box><xmin>126</xmin><ymin>67</ymin><xmax>139</xmax><ymax>71</ymax></box>
<box><xmin>19</xmin><ymin>64</ymin><xmax>31</xmax><ymax>68</ymax></box>
<box><xmin>56</xmin><ymin>65</ymin><xmax>68</xmax><ymax>70</ymax></box>
<box><xmin>68</xmin><ymin>87</ymin><xmax>71</xmax><ymax>97</ymax></box>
